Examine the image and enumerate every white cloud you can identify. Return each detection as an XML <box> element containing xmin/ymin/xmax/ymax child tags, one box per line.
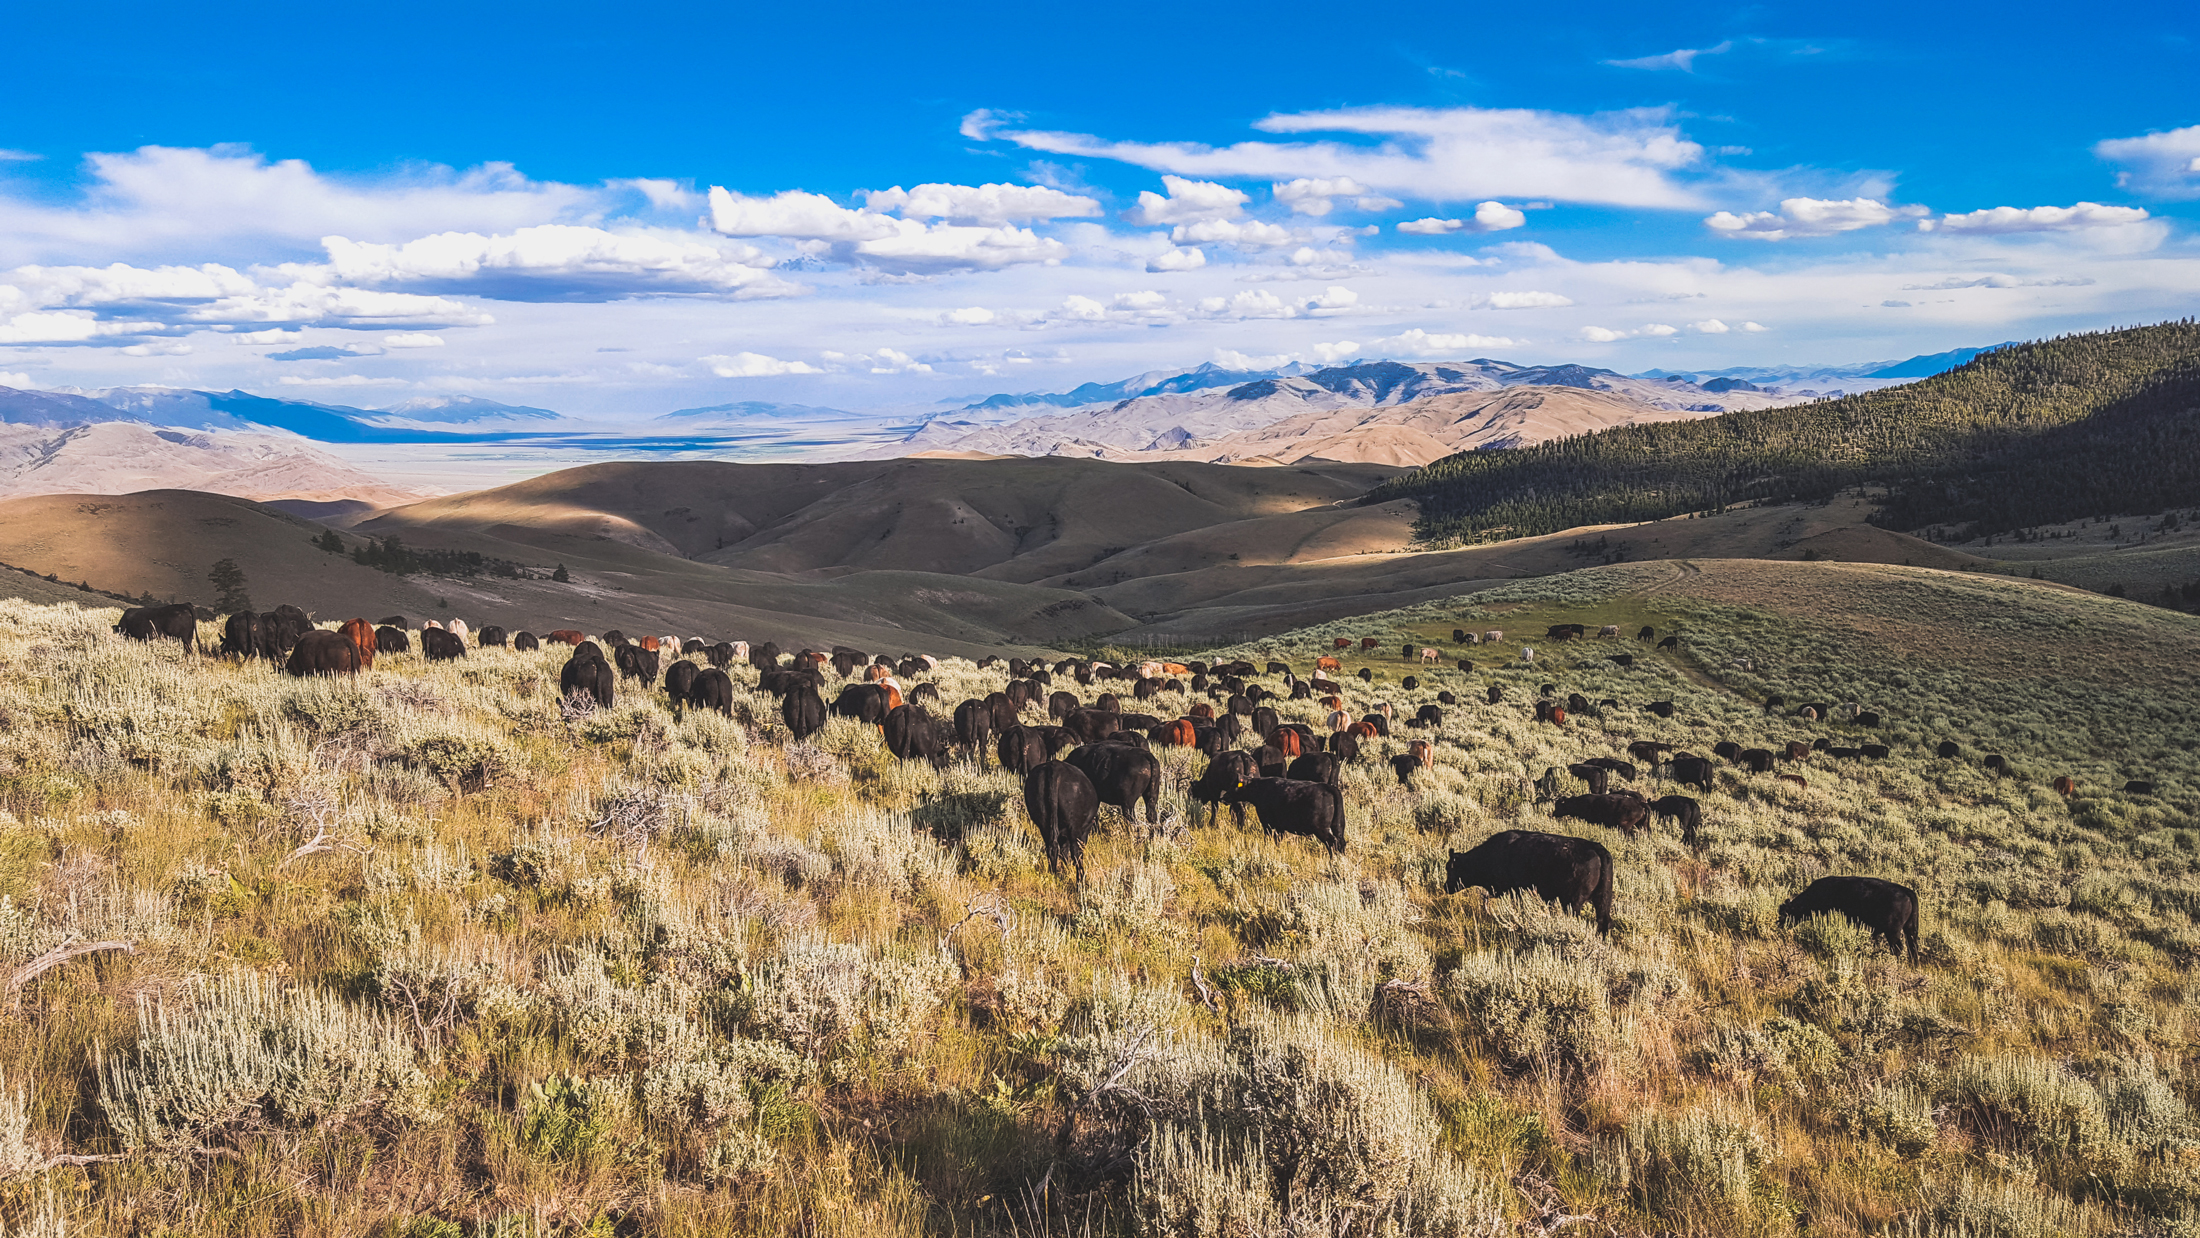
<box><xmin>4</xmin><ymin>261</ymin><xmax>259</xmax><ymax>308</ymax></box>
<box><xmin>862</xmin><ymin>182</ymin><xmax>1100</xmax><ymax>224</ymax></box>
<box><xmin>0</xmin><ymin>151</ymin><xmax>38</xmax><ymax>163</ymax></box>
<box><xmin>1124</xmin><ymin>176</ymin><xmax>1248</xmax><ymax>225</ymax></box>
<box><xmin>1212</xmin><ymin>347</ymin><xmax>1296</xmax><ymax>369</ymax></box>
<box><xmin>982</xmin><ymin>105</ymin><xmax>1711</xmax><ymax>209</ymax></box>
<box><xmin>232</xmin><ymin>327</ymin><xmax>302</xmax><ymax>344</ymax></box>
<box><xmin>1146</xmin><ymin>246</ymin><xmax>1206</xmax><ymax>273</ymax></box>
<box><xmin>1396</xmin><ymin>201</ymin><xmax>1527</xmax><ymax>236</ymax></box>
<box><xmin>2095</xmin><ymin>125</ymin><xmax>2200</xmax><ymax>199</ymax></box>
<box><xmin>318</xmin><ymin>224</ymin><xmax>795</xmax><ymax>299</ymax></box>
<box><xmin>1740</xmin><ymin>321</ymin><xmax>1768</xmax><ymax>331</ymax></box>
<box><xmin>0</xmin><ymin>372</ymin><xmax>33</xmax><ymax>387</ymax></box>
<box><xmin>1481</xmin><ymin>290</ymin><xmax>1572</xmax><ymax>309</ymax></box>
<box><xmin>1704</xmin><ymin>197</ymin><xmax>1928</xmax><ymax>240</ymax></box>
<box><xmin>945</xmin><ymin>306</ymin><xmax>998</xmax><ymax>325</ymax></box>
<box><xmin>383</xmin><ymin>332</ymin><xmax>446</xmax><ymax>347</ymax></box>
<box><xmin>868</xmin><ymin>347</ymin><xmax>932</xmax><ymax>374</ymax></box>
<box><xmin>185</xmin><ymin>282</ymin><xmax>493</xmax><ymax>328</ymax></box>
<box><xmin>1574</xmin><ymin>323</ymin><xmax>1678</xmax><ymax>342</ymax></box>
<box><xmin>702</xmin><ymin>351</ymin><xmax>821</xmax><ymax>377</ymax></box>
<box><xmin>276</xmin><ymin>373</ymin><xmax>410</xmax><ymax>387</ymax></box>
<box><xmin>1603</xmin><ymin>41</ymin><xmax>1733</xmax><ymax>71</ymax></box>
<box><xmin>1171</xmin><ymin>218</ymin><xmax>1296</xmax><ymax>248</ymax></box>
<box><xmin>706</xmin><ymin>187</ymin><xmax>1067</xmax><ymax>272</ymax></box>
<box><xmin>1926</xmin><ymin>202</ymin><xmax>2150</xmax><ymax>234</ymax></box>
<box><xmin>1687</xmin><ymin>319</ymin><xmax>1731</xmax><ymax>334</ymax></box>
<box><xmin>0</xmin><ymin>310</ymin><xmax>169</xmax><ymax>343</ymax></box>
<box><xmin>1901</xmin><ymin>274</ymin><xmax>2097</xmax><ymax>290</ymax></box>
<box><xmin>120</xmin><ymin>340</ymin><xmax>193</xmax><ymax>356</ymax></box>
<box><xmin>1370</xmin><ymin>328</ymin><xmax>1520</xmax><ymax>354</ymax></box>
<box><xmin>1311</xmin><ymin>340</ymin><xmax>1362</xmax><ymax>363</ymax></box>
<box><xmin>0</xmin><ymin>145</ymin><xmax>604</xmax><ymax>266</ymax></box>
<box><xmin>1270</xmin><ymin>177</ymin><xmax>1401</xmax><ymax>216</ymax></box>
<box><xmin>626</xmin><ymin>178</ymin><xmax>700</xmax><ymax>211</ymax></box>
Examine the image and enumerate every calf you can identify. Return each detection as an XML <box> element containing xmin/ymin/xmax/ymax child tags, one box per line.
<box><xmin>1221</xmin><ymin>778</ymin><xmax>1345</xmax><ymax>854</ymax></box>
<box><xmin>1779</xmin><ymin>876</ymin><xmax>1920</xmax><ymax>961</ymax></box>
<box><xmin>1444</xmin><ymin>831</ymin><xmax>1613</xmax><ymax>935</ymax></box>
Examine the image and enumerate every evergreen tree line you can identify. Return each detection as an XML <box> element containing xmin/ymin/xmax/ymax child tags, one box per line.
<box><xmin>1364</xmin><ymin>321</ymin><xmax>2200</xmax><ymax>544</ymax></box>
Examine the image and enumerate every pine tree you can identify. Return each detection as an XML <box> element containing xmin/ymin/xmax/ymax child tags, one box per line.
<box><xmin>552</xmin><ymin>563</ymin><xmax>570</xmax><ymax>583</ymax></box>
<box><xmin>207</xmin><ymin>558</ymin><xmax>252</xmax><ymax>613</ymax></box>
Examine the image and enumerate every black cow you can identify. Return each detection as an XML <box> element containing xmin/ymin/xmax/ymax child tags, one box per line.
<box><xmin>1583</xmin><ymin>757</ymin><xmax>1636</xmax><ymax>781</ymax></box>
<box><xmin>561</xmin><ymin>644</ymin><xmax>615</xmax><ymax>708</ymax></box>
<box><xmin>706</xmin><ymin>642</ymin><xmax>736</xmax><ymax>668</ymax></box>
<box><xmin>1024</xmin><ymin>761</ymin><xmax>1100</xmax><ymax>879</ymax></box>
<box><xmin>2124</xmin><ymin>779</ymin><xmax>2157</xmax><ymax>795</ymax></box>
<box><xmin>374</xmin><ymin>625</ymin><xmax>410</xmax><ymax>654</ymax></box>
<box><xmin>832</xmin><ymin>683</ymin><xmax>891</xmax><ymax>726</ymax></box>
<box><xmin>1566</xmin><ymin>763</ymin><xmax>1610</xmax><ymax>795</ymax></box>
<box><xmin>1779</xmin><ymin>877</ymin><xmax>1920</xmax><ymax>961</ymax></box>
<box><xmin>664</xmin><ymin>659</ymin><xmax>700</xmax><ymax>705</ymax></box>
<box><xmin>513</xmin><ymin>632</ymin><xmax>541</xmax><ymax>652</ymax></box>
<box><xmin>1554</xmin><ymin>793</ymin><xmax>1649</xmax><ymax>837</ymax></box>
<box><xmin>1935</xmin><ymin>741</ymin><xmax>1960</xmax><ymax>759</ymax></box>
<box><xmin>1066</xmin><ymin>742</ymin><xmax>1161</xmax><ymax>825</ymax></box>
<box><xmin>614</xmin><ymin>644</ymin><xmax>661</xmax><ymax>687</ymax></box>
<box><xmin>748</xmin><ymin>642</ymin><xmax>782</xmax><ymax>671</ymax></box>
<box><xmin>1637</xmin><ymin>625</ymin><xmax>1656</xmax><ymax>641</ymax></box>
<box><xmin>1486</xmin><ymin>684</ymin><xmax>1504</xmax><ymax>705</ymax></box>
<box><xmin>997</xmin><ymin>725</ymin><xmax>1053</xmax><ymax>777</ymax></box>
<box><xmin>1412</xmin><ymin>704</ymin><xmax>1444</xmax><ymax>729</ymax></box>
<box><xmin>260</xmin><ymin>606</ymin><xmax>312</xmax><ymax>657</ymax></box>
<box><xmin>1861</xmin><ymin>744</ymin><xmax>1890</xmax><ymax>760</ymax></box>
<box><xmin>1627</xmin><ymin>740</ymin><xmax>1673</xmax><ymax>764</ymax></box>
<box><xmin>1437</xmin><ymin>690</ymin><xmax>1457</xmax><ymax>706</ymax></box>
<box><xmin>220</xmin><ymin>611</ymin><xmax>265</xmax><ymax>659</ymax></box>
<box><xmin>1252</xmin><ymin>744</ymin><xmax>1288</xmax><ymax>779</ymax></box>
<box><xmin>954</xmin><ymin>699</ymin><xmax>994</xmax><ymax>765</ymax></box>
<box><xmin>1657</xmin><ymin>636</ymin><xmax>1679</xmax><ymax>650</ymax></box>
<box><xmin>1357</xmin><ymin>668</ymin><xmax>1373</xmax><ymax>683</ymax></box>
<box><xmin>688</xmin><ymin>668</ymin><xmax>735</xmax><ymax>718</ymax></box>
<box><xmin>285</xmin><ymin>630</ymin><xmax>362</xmax><ymax>677</ymax></box>
<box><xmin>1221</xmin><ymin>778</ymin><xmax>1345</xmax><ymax>854</ymax></box>
<box><xmin>685</xmin><ymin>639</ymin><xmax>709</xmax><ymax>656</ymax></box>
<box><xmin>1048</xmin><ymin>690</ymin><xmax>1081</xmax><ymax>720</ymax></box>
<box><xmin>1327</xmin><ymin>730</ymin><xmax>1359</xmax><ymax>764</ymax></box>
<box><xmin>1286</xmin><ymin>751</ymin><xmax>1340</xmax><ymax>787</ymax></box>
<box><xmin>1607</xmin><ymin>654</ymin><xmax>1635</xmax><ymax>669</ymax></box>
<box><xmin>478</xmin><ymin>626</ymin><xmax>508</xmax><ymax>647</ymax></box>
<box><xmin>375</xmin><ymin>615</ymin><xmax>406</xmax><ymax>628</ymax></box>
<box><xmin>885</xmin><ymin>706</ymin><xmax>951</xmax><ymax>768</ymax></box>
<box><xmin>1651</xmin><ymin>796</ymin><xmax>1701</xmax><ymax>847</ymax></box>
<box><xmin>1190</xmin><ymin>751</ymin><xmax>1259</xmax><ymax>827</ymax></box>
<box><xmin>1062</xmin><ymin>708</ymin><xmax>1123</xmax><ymax>746</ymax></box>
<box><xmin>831</xmin><ymin>650</ymin><xmax>866</xmax><ymax>679</ymax></box>
<box><xmin>1737</xmin><ymin>748</ymin><xmax>1777</xmax><ymax>774</ymax></box>
<box><xmin>781</xmin><ymin>684</ymin><xmax>825</xmax><ymax>737</ymax></box>
<box><xmin>117</xmin><ymin>604</ymin><xmax>198</xmax><ymax>651</ymax></box>
<box><xmin>422</xmin><ymin>628</ymin><xmax>467</xmax><ymax>662</ymax></box>
<box><xmin>1646</xmin><ymin>700</ymin><xmax>1675</xmax><ymax>719</ymax></box>
<box><xmin>1712</xmin><ymin>741</ymin><xmax>1742</xmax><ymax>761</ymax></box>
<box><xmin>1390</xmin><ymin>753</ymin><xmax>1423</xmax><ymax>789</ymax></box>
<box><xmin>1445</xmin><ymin>831</ymin><xmax>1614</xmax><ymax>936</ymax></box>
<box><xmin>1670</xmin><ymin>756</ymin><xmax>1715</xmax><ymax>792</ymax></box>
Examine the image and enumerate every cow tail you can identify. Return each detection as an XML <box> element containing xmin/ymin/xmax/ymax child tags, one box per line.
<box><xmin>1326</xmin><ymin>783</ymin><xmax>1347</xmax><ymax>852</ymax></box>
<box><xmin>1907</xmin><ymin>899</ymin><xmax>1921</xmax><ymax>964</ymax></box>
<box><xmin>1593</xmin><ymin>854</ymin><xmax>1615</xmax><ymax>937</ymax></box>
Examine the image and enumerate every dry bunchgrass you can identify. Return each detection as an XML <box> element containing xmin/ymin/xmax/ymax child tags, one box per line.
<box><xmin>0</xmin><ymin>572</ymin><xmax>2183</xmax><ymax>1236</ymax></box>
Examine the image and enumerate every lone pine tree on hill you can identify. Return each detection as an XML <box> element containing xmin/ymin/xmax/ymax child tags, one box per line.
<box><xmin>207</xmin><ymin>558</ymin><xmax>251</xmax><ymax>614</ymax></box>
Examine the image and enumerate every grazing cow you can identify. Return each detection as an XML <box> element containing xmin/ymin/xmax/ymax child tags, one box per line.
<box><xmin>1066</xmin><ymin>742</ymin><xmax>1161</xmax><ymax>825</ymax></box>
<box><xmin>1222</xmin><ymin>778</ymin><xmax>1345</xmax><ymax>854</ymax></box>
<box><xmin>513</xmin><ymin>632</ymin><xmax>541</xmax><ymax>652</ymax></box>
<box><xmin>2124</xmin><ymin>780</ymin><xmax>2156</xmax><ymax>795</ymax></box>
<box><xmin>1566</xmin><ymin>764</ymin><xmax>1610</xmax><ymax>795</ymax></box>
<box><xmin>260</xmin><ymin>606</ymin><xmax>313</xmax><ymax>657</ymax></box>
<box><xmin>832</xmin><ymin>683</ymin><xmax>891</xmax><ymax>727</ymax></box>
<box><xmin>1248</xmin><ymin>705</ymin><xmax>1279</xmax><ymax>739</ymax></box>
<box><xmin>1637</xmin><ymin>625</ymin><xmax>1656</xmax><ymax>641</ymax></box>
<box><xmin>1250</xmin><ymin>744</ymin><xmax>1287</xmax><ymax>779</ymax></box>
<box><xmin>1738</xmin><ymin>748</ymin><xmax>1777</xmax><ymax>774</ymax></box>
<box><xmin>1554</xmin><ymin>793</ymin><xmax>1650</xmax><ymax>837</ymax></box>
<box><xmin>1670</xmin><ymin>756</ymin><xmax>1715</xmax><ymax>792</ymax></box>
<box><xmin>548</xmin><ymin>629</ymin><xmax>586</xmax><ymax>647</ymax></box>
<box><xmin>1406</xmin><ymin>739</ymin><xmax>1432</xmax><ymax>768</ymax></box>
<box><xmin>1651</xmin><ymin>796</ymin><xmax>1701</xmax><ymax>847</ymax></box>
<box><xmin>614</xmin><ymin>644</ymin><xmax>661</xmax><ymax>687</ymax></box>
<box><xmin>1607</xmin><ymin>653</ymin><xmax>1635</xmax><ymax>669</ymax></box>
<box><xmin>1828</xmin><ymin>746</ymin><xmax>1864</xmax><ymax>761</ymax></box>
<box><xmin>1215</xmin><ymin>714</ymin><xmax>1245</xmax><ymax>745</ymax></box>
<box><xmin>1454</xmin><ymin>629</ymin><xmax>1471</xmax><ymax>644</ymax></box>
<box><xmin>1286</xmin><ymin>751</ymin><xmax>1340</xmax><ymax>787</ymax></box>
<box><xmin>423</xmin><ymin>620</ymin><xmax>444</xmax><ymax>632</ymax></box>
<box><xmin>449</xmin><ymin>619</ymin><xmax>471</xmax><ymax>642</ymax></box>
<box><xmin>1390</xmin><ymin>753</ymin><xmax>1425</xmax><ymax>788</ymax></box>
<box><xmin>1627</xmin><ymin>740</ymin><xmax>1674</xmax><ymax>764</ymax></box>
<box><xmin>687</xmin><ymin>669</ymin><xmax>734</xmax><ymax>718</ymax></box>
<box><xmin>1983</xmin><ymin>754</ymin><xmax>2008</xmax><ymax>774</ymax></box>
<box><xmin>285</xmin><ymin>630</ymin><xmax>363</xmax><ymax>677</ymax></box>
<box><xmin>1784</xmin><ymin>741</ymin><xmax>1812</xmax><ymax>763</ymax></box>
<box><xmin>1444</xmin><ymin>831</ymin><xmax>1613</xmax><ymax>936</ymax></box>
<box><xmin>1025</xmin><ymin>761</ymin><xmax>1100</xmax><ymax>879</ymax></box>
<box><xmin>1062</xmin><ymin>708</ymin><xmax>1124</xmax><ymax>746</ymax></box>
<box><xmin>1419</xmin><ymin>647</ymin><xmax>1440</xmax><ymax>665</ymax></box>
<box><xmin>1327</xmin><ymin>730</ymin><xmax>1360</xmax><ymax>763</ymax></box>
<box><xmin>1779</xmin><ymin>877</ymin><xmax>1919</xmax><ymax>961</ymax></box>
<box><xmin>1315</xmin><ymin>655</ymin><xmax>1341</xmax><ymax>674</ymax></box>
<box><xmin>1860</xmin><ymin>744</ymin><xmax>1890</xmax><ymax>760</ymax></box>
<box><xmin>1520</xmin><ymin>648</ymin><xmax>1536</xmax><ymax>665</ymax></box>
<box><xmin>884</xmin><ymin>706</ymin><xmax>951</xmax><ymax>768</ymax></box>
<box><xmin>118</xmin><ymin>603</ymin><xmax>199</xmax><ymax>651</ymax></box>
<box><xmin>1712</xmin><ymin>741</ymin><xmax>1743</xmax><ymax>762</ymax></box>
<box><xmin>909</xmin><ymin>682</ymin><xmax>941</xmax><ymax>705</ymax></box>
<box><xmin>749</xmin><ymin>642</ymin><xmax>782</xmax><ymax>671</ymax></box>
<box><xmin>1855</xmin><ymin>711</ymin><xmax>1882</xmax><ymax>728</ymax></box>
<box><xmin>1191</xmin><ymin>750</ymin><xmax>1260</xmax><ymax>827</ymax></box>
<box><xmin>1935</xmin><ymin>741</ymin><xmax>1960</xmax><ymax>760</ymax></box>
<box><xmin>335</xmin><ymin>619</ymin><xmax>377</xmax><ymax>669</ymax></box>
<box><xmin>685</xmin><ymin>639</ymin><xmax>708</xmax><ymax>656</ymax></box>
<box><xmin>1486</xmin><ymin>685</ymin><xmax>1504</xmax><ymax>705</ymax></box>
<box><xmin>422</xmin><ymin>628</ymin><xmax>467</xmax><ymax>662</ymax></box>
<box><xmin>1357</xmin><ymin>668</ymin><xmax>1374</xmax><ymax>683</ymax></box>
<box><xmin>561</xmin><ymin>643</ymin><xmax>615</xmax><ymax>708</ymax></box>
<box><xmin>1360</xmin><ymin>637</ymin><xmax>1380</xmax><ymax>652</ymax></box>
<box><xmin>2052</xmin><ymin>775</ymin><xmax>2078</xmax><ymax>797</ymax></box>
<box><xmin>1483</xmin><ymin>630</ymin><xmax>1503</xmax><ymax>644</ymax></box>
<box><xmin>664</xmin><ymin>660</ymin><xmax>700</xmax><ymax>705</ymax></box>
<box><xmin>1775</xmin><ymin>774</ymin><xmax>1808</xmax><ymax>791</ymax></box>
<box><xmin>1764</xmin><ymin>695</ymin><xmax>1786</xmax><ymax>714</ymax></box>
<box><xmin>1599</xmin><ymin>625</ymin><xmax>1622</xmax><ymax>638</ymax></box>
<box><xmin>1647</xmin><ymin>700</ymin><xmax>1675</xmax><ymax>719</ymax></box>
<box><xmin>997</xmin><ymin>725</ymin><xmax>1053</xmax><ymax>777</ymax></box>
<box><xmin>759</xmin><ymin>668</ymin><xmax>822</xmax><ymax>697</ymax></box>
<box><xmin>1657</xmin><ymin>635</ymin><xmax>1679</xmax><ymax>650</ymax></box>
<box><xmin>479</xmin><ymin>626</ymin><xmax>508</xmax><ymax>647</ymax></box>
<box><xmin>1534</xmin><ymin>700</ymin><xmax>1567</xmax><ymax>726</ymax></box>
<box><xmin>1333</xmin><ymin>638</ymin><xmax>1352</xmax><ymax>650</ymax></box>
<box><xmin>707</xmin><ymin>642</ymin><xmax>737</xmax><ymax>668</ymax></box>
<box><xmin>1048</xmin><ymin>690</ymin><xmax>1081</xmax><ymax>721</ymax></box>
<box><xmin>1413</xmin><ymin>703</ymin><xmax>1443</xmax><ymax>729</ymax></box>
<box><xmin>953</xmin><ymin>700</ymin><xmax>994</xmax><ymax>764</ymax></box>
<box><xmin>220</xmin><ymin>611</ymin><xmax>266</xmax><ymax>659</ymax></box>
<box><xmin>375</xmin><ymin>615</ymin><xmax>406</xmax><ymax>628</ymax></box>
<box><xmin>1357</xmin><ymin>713</ymin><xmax>1390</xmax><ymax>738</ymax></box>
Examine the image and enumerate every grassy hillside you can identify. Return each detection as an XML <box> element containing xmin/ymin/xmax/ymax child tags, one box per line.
<box><xmin>0</xmin><ymin>561</ymin><xmax>2190</xmax><ymax>1235</ymax></box>
<box><xmin>1371</xmin><ymin>321</ymin><xmax>2200</xmax><ymax>544</ymax></box>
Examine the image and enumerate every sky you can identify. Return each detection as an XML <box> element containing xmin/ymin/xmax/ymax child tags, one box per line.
<box><xmin>1</xmin><ymin>0</ymin><xmax>2196</xmax><ymax>418</ymax></box>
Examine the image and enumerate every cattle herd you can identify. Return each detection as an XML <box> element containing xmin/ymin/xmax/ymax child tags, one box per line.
<box><xmin>118</xmin><ymin>599</ymin><xmax>2138</xmax><ymax>960</ymax></box>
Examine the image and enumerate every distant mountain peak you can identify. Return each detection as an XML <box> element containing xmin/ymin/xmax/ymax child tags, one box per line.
<box><xmin>374</xmin><ymin>395</ymin><xmax>565</xmax><ymax>423</ymax></box>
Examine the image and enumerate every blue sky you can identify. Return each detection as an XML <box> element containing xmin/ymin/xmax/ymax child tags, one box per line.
<box><xmin>1</xmin><ymin>0</ymin><xmax>2195</xmax><ymax>415</ymax></box>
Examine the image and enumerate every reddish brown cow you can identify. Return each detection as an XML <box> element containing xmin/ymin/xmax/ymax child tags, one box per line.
<box><xmin>1332</xmin><ymin>638</ymin><xmax>1352</xmax><ymax>650</ymax></box>
<box><xmin>1360</xmin><ymin>637</ymin><xmax>1380</xmax><ymax>651</ymax></box>
<box><xmin>1158</xmin><ymin>719</ymin><xmax>1198</xmax><ymax>747</ymax></box>
<box><xmin>1776</xmin><ymin>774</ymin><xmax>1808</xmax><ymax>791</ymax></box>
<box><xmin>640</xmin><ymin>636</ymin><xmax>661</xmax><ymax>651</ymax></box>
<box><xmin>340</xmin><ymin>617</ymin><xmax>377</xmax><ymax>670</ymax></box>
<box><xmin>1784</xmin><ymin>741</ymin><xmax>1811</xmax><ymax>762</ymax></box>
<box><xmin>547</xmin><ymin>629</ymin><xmax>586</xmax><ymax>646</ymax></box>
<box><xmin>1276</xmin><ymin>729</ymin><xmax>1303</xmax><ymax>759</ymax></box>
<box><xmin>2053</xmin><ymin>775</ymin><xmax>2077</xmax><ymax>797</ymax></box>
<box><xmin>1350</xmin><ymin>721</ymin><xmax>1380</xmax><ymax>741</ymax></box>
<box><xmin>1188</xmin><ymin>702</ymin><xmax>1214</xmax><ymax>720</ymax></box>
<box><xmin>1408</xmin><ymin>740</ymin><xmax>1432</xmax><ymax>767</ymax></box>
<box><xmin>1315</xmin><ymin>655</ymin><xmax>1341</xmax><ymax>673</ymax></box>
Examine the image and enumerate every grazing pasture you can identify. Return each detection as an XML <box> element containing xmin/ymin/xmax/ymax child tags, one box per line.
<box><xmin>0</xmin><ymin>557</ymin><xmax>2190</xmax><ymax>1236</ymax></box>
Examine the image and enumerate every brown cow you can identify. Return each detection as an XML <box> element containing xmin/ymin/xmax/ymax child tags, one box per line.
<box><xmin>2052</xmin><ymin>775</ymin><xmax>2077</xmax><ymax>797</ymax></box>
<box><xmin>1157</xmin><ymin>719</ymin><xmax>1198</xmax><ymax>747</ymax></box>
<box><xmin>1274</xmin><ymin>729</ymin><xmax>1303</xmax><ymax>759</ymax></box>
<box><xmin>1776</xmin><ymin>774</ymin><xmax>1808</xmax><ymax>791</ymax></box>
<box><xmin>1350</xmin><ymin>720</ymin><xmax>1380</xmax><ymax>741</ymax></box>
<box><xmin>1408</xmin><ymin>740</ymin><xmax>1432</xmax><ymax>768</ymax></box>
<box><xmin>640</xmin><ymin>636</ymin><xmax>661</xmax><ymax>651</ymax></box>
<box><xmin>1316</xmin><ymin>655</ymin><xmax>1342</xmax><ymax>673</ymax></box>
<box><xmin>1333</xmin><ymin>638</ymin><xmax>1352</xmax><ymax>650</ymax></box>
<box><xmin>547</xmin><ymin>629</ymin><xmax>586</xmax><ymax>646</ymax></box>
<box><xmin>1360</xmin><ymin>637</ymin><xmax>1380</xmax><ymax>652</ymax></box>
<box><xmin>1784</xmin><ymin>741</ymin><xmax>1812</xmax><ymax>762</ymax></box>
<box><xmin>1188</xmin><ymin>702</ymin><xmax>1214</xmax><ymax>721</ymax></box>
<box><xmin>340</xmin><ymin>618</ymin><xmax>377</xmax><ymax>670</ymax></box>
